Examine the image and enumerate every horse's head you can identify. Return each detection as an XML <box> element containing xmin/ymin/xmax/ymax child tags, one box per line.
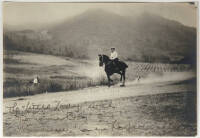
<box><xmin>98</xmin><ymin>54</ymin><xmax>110</xmax><ymax>66</ymax></box>
<box><xmin>98</xmin><ymin>54</ymin><xmax>104</xmax><ymax>66</ymax></box>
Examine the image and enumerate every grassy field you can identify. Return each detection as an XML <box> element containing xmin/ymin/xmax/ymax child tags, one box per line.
<box><xmin>3</xmin><ymin>50</ymin><xmax>193</xmax><ymax>98</ymax></box>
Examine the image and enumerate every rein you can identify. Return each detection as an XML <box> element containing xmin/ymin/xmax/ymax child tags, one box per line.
<box><xmin>101</xmin><ymin>55</ymin><xmax>104</xmax><ymax>64</ymax></box>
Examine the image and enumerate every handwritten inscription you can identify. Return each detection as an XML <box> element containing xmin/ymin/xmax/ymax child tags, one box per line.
<box><xmin>4</xmin><ymin>97</ymin><xmax>181</xmax><ymax>136</ymax></box>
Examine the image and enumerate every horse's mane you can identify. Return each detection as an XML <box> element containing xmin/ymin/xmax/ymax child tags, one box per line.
<box><xmin>102</xmin><ymin>54</ymin><xmax>110</xmax><ymax>61</ymax></box>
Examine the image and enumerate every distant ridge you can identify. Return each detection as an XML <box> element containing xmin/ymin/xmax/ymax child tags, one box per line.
<box><xmin>4</xmin><ymin>9</ymin><xmax>196</xmax><ymax>63</ymax></box>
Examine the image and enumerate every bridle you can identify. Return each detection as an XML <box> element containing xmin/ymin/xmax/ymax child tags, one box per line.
<box><xmin>100</xmin><ymin>55</ymin><xmax>104</xmax><ymax>64</ymax></box>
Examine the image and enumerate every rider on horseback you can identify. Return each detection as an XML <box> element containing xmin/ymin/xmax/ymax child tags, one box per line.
<box><xmin>110</xmin><ymin>47</ymin><xmax>119</xmax><ymax>67</ymax></box>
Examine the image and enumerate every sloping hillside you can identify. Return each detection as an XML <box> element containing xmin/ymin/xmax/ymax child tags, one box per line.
<box><xmin>3</xmin><ymin>9</ymin><xmax>196</xmax><ymax>63</ymax></box>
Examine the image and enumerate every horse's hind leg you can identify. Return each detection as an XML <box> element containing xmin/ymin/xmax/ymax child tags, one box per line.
<box><xmin>120</xmin><ymin>73</ymin><xmax>122</xmax><ymax>82</ymax></box>
<box><xmin>123</xmin><ymin>70</ymin><xmax>126</xmax><ymax>86</ymax></box>
<box><xmin>120</xmin><ymin>70</ymin><xmax>126</xmax><ymax>87</ymax></box>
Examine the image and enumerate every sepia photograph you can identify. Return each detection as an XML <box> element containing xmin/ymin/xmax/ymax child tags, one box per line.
<box><xmin>2</xmin><ymin>1</ymin><xmax>198</xmax><ymax>136</ymax></box>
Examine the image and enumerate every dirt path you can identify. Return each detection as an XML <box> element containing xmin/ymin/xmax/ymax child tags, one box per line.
<box><xmin>3</xmin><ymin>78</ymin><xmax>195</xmax><ymax>113</ymax></box>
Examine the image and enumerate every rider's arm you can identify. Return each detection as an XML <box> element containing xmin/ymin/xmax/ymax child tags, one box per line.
<box><xmin>110</xmin><ymin>53</ymin><xmax>114</xmax><ymax>59</ymax></box>
<box><xmin>110</xmin><ymin>51</ymin><xmax>118</xmax><ymax>59</ymax></box>
<box><xmin>113</xmin><ymin>51</ymin><xmax>118</xmax><ymax>59</ymax></box>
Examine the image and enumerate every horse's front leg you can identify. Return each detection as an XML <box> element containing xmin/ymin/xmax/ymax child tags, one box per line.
<box><xmin>106</xmin><ymin>73</ymin><xmax>111</xmax><ymax>87</ymax></box>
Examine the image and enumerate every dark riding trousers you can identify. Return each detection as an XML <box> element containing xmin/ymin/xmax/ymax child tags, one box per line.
<box><xmin>112</xmin><ymin>58</ymin><xmax>119</xmax><ymax>62</ymax></box>
<box><xmin>110</xmin><ymin>58</ymin><xmax>119</xmax><ymax>66</ymax></box>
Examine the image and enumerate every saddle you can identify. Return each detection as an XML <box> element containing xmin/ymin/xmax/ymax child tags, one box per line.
<box><xmin>110</xmin><ymin>59</ymin><xmax>120</xmax><ymax>68</ymax></box>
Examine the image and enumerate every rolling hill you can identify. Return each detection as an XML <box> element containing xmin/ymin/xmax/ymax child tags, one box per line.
<box><xmin>3</xmin><ymin>9</ymin><xmax>196</xmax><ymax>63</ymax></box>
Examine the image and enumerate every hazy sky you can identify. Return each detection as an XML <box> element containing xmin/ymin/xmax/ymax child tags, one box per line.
<box><xmin>3</xmin><ymin>2</ymin><xmax>197</xmax><ymax>30</ymax></box>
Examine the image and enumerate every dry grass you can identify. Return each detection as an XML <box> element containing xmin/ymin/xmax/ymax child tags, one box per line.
<box><xmin>3</xmin><ymin>76</ymin><xmax>109</xmax><ymax>98</ymax></box>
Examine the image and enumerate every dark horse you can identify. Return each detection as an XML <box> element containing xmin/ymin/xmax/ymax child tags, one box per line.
<box><xmin>98</xmin><ymin>54</ymin><xmax>128</xmax><ymax>87</ymax></box>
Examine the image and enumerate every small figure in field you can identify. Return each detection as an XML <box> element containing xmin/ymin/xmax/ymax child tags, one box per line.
<box><xmin>27</xmin><ymin>75</ymin><xmax>40</xmax><ymax>96</ymax></box>
<box><xmin>33</xmin><ymin>75</ymin><xmax>40</xmax><ymax>85</ymax></box>
<box><xmin>110</xmin><ymin>47</ymin><xmax>119</xmax><ymax>67</ymax></box>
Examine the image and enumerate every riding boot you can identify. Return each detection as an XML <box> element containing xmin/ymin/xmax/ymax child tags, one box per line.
<box><xmin>111</xmin><ymin>61</ymin><xmax>115</xmax><ymax>67</ymax></box>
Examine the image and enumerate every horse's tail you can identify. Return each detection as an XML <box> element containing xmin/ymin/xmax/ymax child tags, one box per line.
<box><xmin>120</xmin><ymin>61</ymin><xmax>128</xmax><ymax>69</ymax></box>
<box><xmin>125</xmin><ymin>63</ymin><xmax>128</xmax><ymax>68</ymax></box>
